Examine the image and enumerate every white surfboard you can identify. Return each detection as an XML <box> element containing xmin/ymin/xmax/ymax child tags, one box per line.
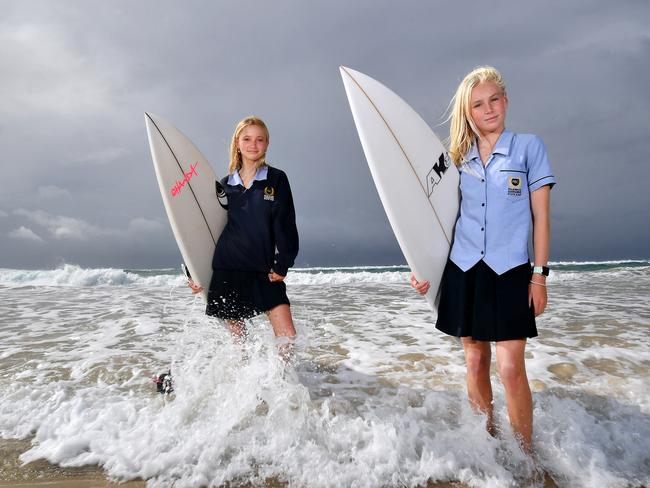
<box><xmin>340</xmin><ymin>67</ymin><xmax>460</xmax><ymax>312</ymax></box>
<box><xmin>145</xmin><ymin>113</ymin><xmax>227</xmax><ymax>300</ymax></box>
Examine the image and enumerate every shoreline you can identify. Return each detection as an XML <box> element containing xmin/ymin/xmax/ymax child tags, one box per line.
<box><xmin>0</xmin><ymin>438</ymin><xmax>562</xmax><ymax>488</ymax></box>
<box><xmin>0</xmin><ymin>438</ymin><xmax>144</xmax><ymax>488</ymax></box>
<box><xmin>0</xmin><ymin>439</ymin><xmax>472</xmax><ymax>488</ymax></box>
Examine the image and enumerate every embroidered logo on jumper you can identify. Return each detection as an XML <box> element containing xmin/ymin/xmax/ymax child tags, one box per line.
<box><xmin>264</xmin><ymin>186</ymin><xmax>275</xmax><ymax>201</ymax></box>
<box><xmin>507</xmin><ymin>176</ymin><xmax>522</xmax><ymax>196</ymax></box>
<box><xmin>426</xmin><ymin>152</ymin><xmax>451</xmax><ymax>197</ymax></box>
<box><xmin>171</xmin><ymin>162</ymin><xmax>199</xmax><ymax>197</ymax></box>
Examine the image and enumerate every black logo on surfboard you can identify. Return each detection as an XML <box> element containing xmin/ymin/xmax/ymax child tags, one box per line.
<box><xmin>426</xmin><ymin>153</ymin><xmax>451</xmax><ymax>197</ymax></box>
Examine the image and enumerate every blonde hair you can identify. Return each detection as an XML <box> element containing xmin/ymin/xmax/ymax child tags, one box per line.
<box><xmin>447</xmin><ymin>66</ymin><xmax>506</xmax><ymax>166</ymax></box>
<box><xmin>228</xmin><ymin>116</ymin><xmax>270</xmax><ymax>174</ymax></box>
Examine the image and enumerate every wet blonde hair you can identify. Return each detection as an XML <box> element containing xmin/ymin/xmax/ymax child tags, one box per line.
<box><xmin>228</xmin><ymin>116</ymin><xmax>270</xmax><ymax>174</ymax></box>
<box><xmin>447</xmin><ymin>66</ymin><xmax>506</xmax><ymax>166</ymax></box>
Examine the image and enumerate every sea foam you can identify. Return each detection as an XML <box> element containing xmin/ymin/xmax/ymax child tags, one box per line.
<box><xmin>0</xmin><ymin>262</ymin><xmax>648</xmax><ymax>487</ymax></box>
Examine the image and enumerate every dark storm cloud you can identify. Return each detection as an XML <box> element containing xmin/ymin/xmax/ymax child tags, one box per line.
<box><xmin>1</xmin><ymin>0</ymin><xmax>648</xmax><ymax>269</ymax></box>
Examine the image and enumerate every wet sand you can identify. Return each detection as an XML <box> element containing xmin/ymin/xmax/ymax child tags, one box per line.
<box><xmin>0</xmin><ymin>438</ymin><xmax>563</xmax><ymax>488</ymax></box>
<box><xmin>0</xmin><ymin>438</ymin><xmax>144</xmax><ymax>488</ymax></box>
<box><xmin>0</xmin><ymin>439</ymin><xmax>472</xmax><ymax>487</ymax></box>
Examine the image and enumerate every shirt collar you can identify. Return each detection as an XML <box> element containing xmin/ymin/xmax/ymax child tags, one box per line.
<box><xmin>227</xmin><ymin>165</ymin><xmax>268</xmax><ymax>186</ymax></box>
<box><xmin>467</xmin><ymin>143</ymin><xmax>480</xmax><ymax>163</ymax></box>
<box><xmin>493</xmin><ymin>130</ymin><xmax>513</xmax><ymax>156</ymax></box>
<box><xmin>466</xmin><ymin>129</ymin><xmax>514</xmax><ymax>162</ymax></box>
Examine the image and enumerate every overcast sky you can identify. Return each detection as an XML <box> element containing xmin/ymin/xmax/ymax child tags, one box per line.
<box><xmin>1</xmin><ymin>0</ymin><xmax>648</xmax><ymax>269</ymax></box>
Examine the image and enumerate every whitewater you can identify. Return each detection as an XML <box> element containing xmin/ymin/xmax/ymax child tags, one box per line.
<box><xmin>0</xmin><ymin>261</ymin><xmax>648</xmax><ymax>487</ymax></box>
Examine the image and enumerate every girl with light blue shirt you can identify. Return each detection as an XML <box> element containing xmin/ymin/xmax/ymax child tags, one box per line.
<box><xmin>411</xmin><ymin>66</ymin><xmax>555</xmax><ymax>452</ymax></box>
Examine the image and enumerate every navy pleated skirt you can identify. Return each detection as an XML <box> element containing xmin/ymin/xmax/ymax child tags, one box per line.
<box><xmin>206</xmin><ymin>269</ymin><xmax>290</xmax><ymax>321</ymax></box>
<box><xmin>435</xmin><ymin>259</ymin><xmax>537</xmax><ymax>341</ymax></box>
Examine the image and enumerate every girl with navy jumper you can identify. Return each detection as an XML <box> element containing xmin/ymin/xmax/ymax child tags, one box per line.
<box><xmin>411</xmin><ymin>66</ymin><xmax>555</xmax><ymax>452</ymax></box>
<box><xmin>189</xmin><ymin>116</ymin><xmax>298</xmax><ymax>352</ymax></box>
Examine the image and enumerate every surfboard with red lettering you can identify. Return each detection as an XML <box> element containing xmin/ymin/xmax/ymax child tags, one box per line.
<box><xmin>145</xmin><ymin>113</ymin><xmax>226</xmax><ymax>300</ymax></box>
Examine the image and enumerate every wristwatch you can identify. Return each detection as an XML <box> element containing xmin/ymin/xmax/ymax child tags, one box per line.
<box><xmin>532</xmin><ymin>265</ymin><xmax>550</xmax><ymax>276</ymax></box>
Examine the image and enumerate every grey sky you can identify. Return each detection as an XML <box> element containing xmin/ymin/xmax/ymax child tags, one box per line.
<box><xmin>1</xmin><ymin>0</ymin><xmax>649</xmax><ymax>269</ymax></box>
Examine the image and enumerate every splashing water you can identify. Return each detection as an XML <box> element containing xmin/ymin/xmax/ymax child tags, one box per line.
<box><xmin>0</xmin><ymin>262</ymin><xmax>649</xmax><ymax>487</ymax></box>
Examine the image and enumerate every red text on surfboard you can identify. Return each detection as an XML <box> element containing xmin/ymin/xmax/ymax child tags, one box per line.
<box><xmin>171</xmin><ymin>162</ymin><xmax>199</xmax><ymax>197</ymax></box>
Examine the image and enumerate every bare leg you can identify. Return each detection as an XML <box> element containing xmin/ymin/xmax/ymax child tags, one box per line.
<box><xmin>495</xmin><ymin>339</ymin><xmax>533</xmax><ymax>452</ymax></box>
<box><xmin>461</xmin><ymin>337</ymin><xmax>494</xmax><ymax>435</ymax></box>
<box><xmin>225</xmin><ymin>319</ymin><xmax>247</xmax><ymax>342</ymax></box>
<box><xmin>266</xmin><ymin>304</ymin><xmax>296</xmax><ymax>361</ymax></box>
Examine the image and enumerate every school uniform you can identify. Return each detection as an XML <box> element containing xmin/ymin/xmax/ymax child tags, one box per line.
<box><xmin>436</xmin><ymin>131</ymin><xmax>556</xmax><ymax>341</ymax></box>
<box><xmin>206</xmin><ymin>165</ymin><xmax>299</xmax><ymax>320</ymax></box>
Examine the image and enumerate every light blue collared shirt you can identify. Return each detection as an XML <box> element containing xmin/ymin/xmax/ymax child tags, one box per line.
<box><xmin>450</xmin><ymin>131</ymin><xmax>556</xmax><ymax>275</ymax></box>
<box><xmin>227</xmin><ymin>165</ymin><xmax>268</xmax><ymax>187</ymax></box>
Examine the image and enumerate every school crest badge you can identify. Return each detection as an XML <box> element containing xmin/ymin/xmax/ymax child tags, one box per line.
<box><xmin>507</xmin><ymin>176</ymin><xmax>522</xmax><ymax>196</ymax></box>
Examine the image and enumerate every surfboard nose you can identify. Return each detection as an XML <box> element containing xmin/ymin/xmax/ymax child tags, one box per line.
<box><xmin>145</xmin><ymin>112</ymin><xmax>161</xmax><ymax>125</ymax></box>
<box><xmin>340</xmin><ymin>66</ymin><xmax>364</xmax><ymax>81</ymax></box>
<box><xmin>144</xmin><ymin>112</ymin><xmax>157</xmax><ymax>132</ymax></box>
<box><xmin>339</xmin><ymin>66</ymin><xmax>354</xmax><ymax>83</ymax></box>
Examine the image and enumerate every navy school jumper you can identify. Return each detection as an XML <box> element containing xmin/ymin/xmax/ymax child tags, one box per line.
<box><xmin>212</xmin><ymin>165</ymin><xmax>299</xmax><ymax>277</ymax></box>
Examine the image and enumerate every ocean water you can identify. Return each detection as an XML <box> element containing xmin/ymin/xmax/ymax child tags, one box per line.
<box><xmin>0</xmin><ymin>261</ymin><xmax>648</xmax><ymax>488</ymax></box>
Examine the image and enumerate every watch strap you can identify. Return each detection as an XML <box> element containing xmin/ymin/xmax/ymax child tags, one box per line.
<box><xmin>532</xmin><ymin>265</ymin><xmax>550</xmax><ymax>276</ymax></box>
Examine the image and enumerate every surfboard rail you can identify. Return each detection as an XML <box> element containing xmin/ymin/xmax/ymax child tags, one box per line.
<box><xmin>339</xmin><ymin>67</ymin><xmax>459</xmax><ymax>312</ymax></box>
<box><xmin>145</xmin><ymin>113</ymin><xmax>227</xmax><ymax>300</ymax></box>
